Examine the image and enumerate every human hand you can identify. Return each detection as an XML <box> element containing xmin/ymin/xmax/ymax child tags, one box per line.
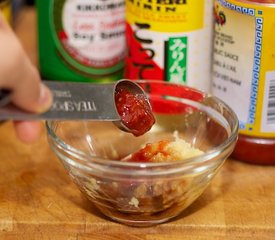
<box><xmin>0</xmin><ymin>12</ymin><xmax>53</xmax><ymax>143</ymax></box>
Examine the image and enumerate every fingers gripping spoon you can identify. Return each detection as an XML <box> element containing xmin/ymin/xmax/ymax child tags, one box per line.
<box><xmin>0</xmin><ymin>80</ymin><xmax>155</xmax><ymax>136</ymax></box>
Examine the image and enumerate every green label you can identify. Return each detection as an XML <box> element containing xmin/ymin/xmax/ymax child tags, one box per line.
<box><xmin>166</xmin><ymin>37</ymin><xmax>188</xmax><ymax>83</ymax></box>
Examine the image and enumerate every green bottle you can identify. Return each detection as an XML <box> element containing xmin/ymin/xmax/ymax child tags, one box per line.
<box><xmin>36</xmin><ymin>0</ymin><xmax>126</xmax><ymax>83</ymax></box>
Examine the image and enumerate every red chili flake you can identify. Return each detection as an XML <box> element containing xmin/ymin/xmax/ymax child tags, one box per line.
<box><xmin>115</xmin><ymin>88</ymin><xmax>155</xmax><ymax>137</ymax></box>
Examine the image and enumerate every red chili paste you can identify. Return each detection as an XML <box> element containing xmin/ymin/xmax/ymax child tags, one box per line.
<box><xmin>127</xmin><ymin>141</ymin><xmax>170</xmax><ymax>162</ymax></box>
<box><xmin>115</xmin><ymin>88</ymin><xmax>155</xmax><ymax>136</ymax></box>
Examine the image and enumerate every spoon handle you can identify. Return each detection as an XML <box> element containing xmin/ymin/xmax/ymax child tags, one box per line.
<box><xmin>0</xmin><ymin>80</ymin><xmax>120</xmax><ymax>121</ymax></box>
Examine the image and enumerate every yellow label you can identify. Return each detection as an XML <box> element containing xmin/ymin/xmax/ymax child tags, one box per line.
<box><xmin>212</xmin><ymin>0</ymin><xmax>275</xmax><ymax>138</ymax></box>
<box><xmin>126</xmin><ymin>0</ymin><xmax>204</xmax><ymax>32</ymax></box>
<box><xmin>0</xmin><ymin>0</ymin><xmax>11</xmax><ymax>24</ymax></box>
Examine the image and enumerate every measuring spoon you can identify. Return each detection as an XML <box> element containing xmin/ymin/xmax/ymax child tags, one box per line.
<box><xmin>0</xmin><ymin>80</ymin><xmax>153</xmax><ymax>135</ymax></box>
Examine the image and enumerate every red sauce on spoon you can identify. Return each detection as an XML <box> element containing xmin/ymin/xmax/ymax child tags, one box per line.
<box><xmin>115</xmin><ymin>87</ymin><xmax>155</xmax><ymax>136</ymax></box>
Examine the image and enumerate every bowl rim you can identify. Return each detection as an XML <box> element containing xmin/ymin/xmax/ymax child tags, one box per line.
<box><xmin>45</xmin><ymin>82</ymin><xmax>239</xmax><ymax>171</ymax></box>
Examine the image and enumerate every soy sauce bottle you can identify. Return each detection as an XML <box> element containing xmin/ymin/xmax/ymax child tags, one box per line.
<box><xmin>36</xmin><ymin>0</ymin><xmax>126</xmax><ymax>83</ymax></box>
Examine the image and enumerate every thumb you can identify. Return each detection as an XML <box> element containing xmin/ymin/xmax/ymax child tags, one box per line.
<box><xmin>0</xmin><ymin>17</ymin><xmax>53</xmax><ymax>113</ymax></box>
<box><xmin>10</xmin><ymin>66</ymin><xmax>53</xmax><ymax>113</ymax></box>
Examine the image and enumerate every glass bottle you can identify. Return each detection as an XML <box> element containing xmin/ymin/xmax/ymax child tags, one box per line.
<box><xmin>36</xmin><ymin>0</ymin><xmax>126</xmax><ymax>83</ymax></box>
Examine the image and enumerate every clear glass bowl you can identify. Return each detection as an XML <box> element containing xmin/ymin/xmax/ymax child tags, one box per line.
<box><xmin>46</xmin><ymin>80</ymin><xmax>239</xmax><ymax>227</ymax></box>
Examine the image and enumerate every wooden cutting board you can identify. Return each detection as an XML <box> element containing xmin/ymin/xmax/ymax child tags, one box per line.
<box><xmin>0</xmin><ymin>120</ymin><xmax>274</xmax><ymax>239</ymax></box>
<box><xmin>0</xmin><ymin>7</ymin><xmax>274</xmax><ymax>240</ymax></box>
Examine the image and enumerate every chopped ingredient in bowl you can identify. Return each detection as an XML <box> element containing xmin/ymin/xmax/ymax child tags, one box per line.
<box><xmin>123</xmin><ymin>131</ymin><xmax>204</xmax><ymax>162</ymax></box>
<box><xmin>77</xmin><ymin>132</ymin><xmax>205</xmax><ymax>221</ymax></box>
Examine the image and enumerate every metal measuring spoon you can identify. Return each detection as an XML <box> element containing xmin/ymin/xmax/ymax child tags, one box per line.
<box><xmin>0</xmin><ymin>80</ymin><xmax>154</xmax><ymax>135</ymax></box>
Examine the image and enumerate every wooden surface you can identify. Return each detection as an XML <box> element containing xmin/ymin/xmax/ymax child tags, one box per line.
<box><xmin>0</xmin><ymin>7</ymin><xmax>274</xmax><ymax>239</ymax></box>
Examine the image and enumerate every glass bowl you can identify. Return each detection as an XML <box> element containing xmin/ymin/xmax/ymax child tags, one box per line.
<box><xmin>46</xmin><ymin>80</ymin><xmax>239</xmax><ymax>227</ymax></box>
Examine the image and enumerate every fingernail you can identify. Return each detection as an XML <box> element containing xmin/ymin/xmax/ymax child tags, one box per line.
<box><xmin>36</xmin><ymin>83</ymin><xmax>53</xmax><ymax>113</ymax></box>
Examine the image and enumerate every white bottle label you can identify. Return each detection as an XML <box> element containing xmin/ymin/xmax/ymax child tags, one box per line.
<box><xmin>62</xmin><ymin>0</ymin><xmax>125</xmax><ymax>66</ymax></box>
<box><xmin>212</xmin><ymin>5</ymin><xmax>255</xmax><ymax>126</ymax></box>
<box><xmin>212</xmin><ymin>0</ymin><xmax>275</xmax><ymax>137</ymax></box>
<box><xmin>52</xmin><ymin>0</ymin><xmax>126</xmax><ymax>75</ymax></box>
